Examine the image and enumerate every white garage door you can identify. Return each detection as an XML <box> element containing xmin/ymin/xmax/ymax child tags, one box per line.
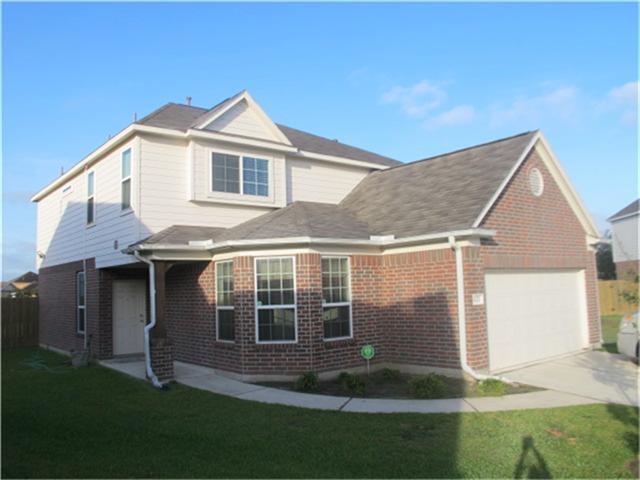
<box><xmin>485</xmin><ymin>270</ymin><xmax>588</xmax><ymax>372</ymax></box>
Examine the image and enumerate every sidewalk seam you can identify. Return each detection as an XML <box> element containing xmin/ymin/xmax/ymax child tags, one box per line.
<box><xmin>338</xmin><ymin>397</ymin><xmax>353</xmax><ymax>411</ymax></box>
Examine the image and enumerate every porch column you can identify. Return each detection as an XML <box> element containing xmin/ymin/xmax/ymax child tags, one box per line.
<box><xmin>150</xmin><ymin>260</ymin><xmax>174</xmax><ymax>382</ymax></box>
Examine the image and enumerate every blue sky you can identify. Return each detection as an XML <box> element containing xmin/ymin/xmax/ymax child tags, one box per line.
<box><xmin>2</xmin><ymin>2</ymin><xmax>638</xmax><ymax>280</ymax></box>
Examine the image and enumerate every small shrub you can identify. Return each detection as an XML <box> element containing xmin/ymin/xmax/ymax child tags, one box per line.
<box><xmin>337</xmin><ymin>372</ymin><xmax>366</xmax><ymax>395</ymax></box>
<box><xmin>381</xmin><ymin>368</ymin><xmax>401</xmax><ymax>381</ymax></box>
<box><xmin>345</xmin><ymin>374</ymin><xmax>366</xmax><ymax>396</ymax></box>
<box><xmin>478</xmin><ymin>379</ymin><xmax>507</xmax><ymax>397</ymax></box>
<box><xmin>294</xmin><ymin>372</ymin><xmax>319</xmax><ymax>392</ymax></box>
<box><xmin>409</xmin><ymin>374</ymin><xmax>445</xmax><ymax>399</ymax></box>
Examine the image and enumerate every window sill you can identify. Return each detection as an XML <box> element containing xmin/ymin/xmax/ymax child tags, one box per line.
<box><xmin>323</xmin><ymin>336</ymin><xmax>353</xmax><ymax>343</ymax></box>
<box><xmin>86</xmin><ymin>222</ymin><xmax>96</xmax><ymax>229</ymax></box>
<box><xmin>120</xmin><ymin>208</ymin><xmax>134</xmax><ymax>217</ymax></box>
<box><xmin>215</xmin><ymin>339</ymin><xmax>235</xmax><ymax>345</ymax></box>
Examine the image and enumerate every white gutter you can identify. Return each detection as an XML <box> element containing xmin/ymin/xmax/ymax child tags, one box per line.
<box><xmin>133</xmin><ymin>251</ymin><xmax>164</xmax><ymax>389</ymax></box>
<box><xmin>448</xmin><ymin>235</ymin><xmax>511</xmax><ymax>384</ymax></box>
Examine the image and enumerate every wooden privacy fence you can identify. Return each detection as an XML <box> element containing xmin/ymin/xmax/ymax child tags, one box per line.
<box><xmin>2</xmin><ymin>297</ymin><xmax>39</xmax><ymax>349</ymax></box>
<box><xmin>598</xmin><ymin>280</ymin><xmax>638</xmax><ymax>316</ymax></box>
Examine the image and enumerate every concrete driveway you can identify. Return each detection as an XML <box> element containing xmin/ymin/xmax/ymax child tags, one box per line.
<box><xmin>505</xmin><ymin>350</ymin><xmax>639</xmax><ymax>406</ymax></box>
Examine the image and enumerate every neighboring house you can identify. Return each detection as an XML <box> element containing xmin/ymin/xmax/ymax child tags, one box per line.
<box><xmin>33</xmin><ymin>90</ymin><xmax>601</xmax><ymax>383</ymax></box>
<box><xmin>608</xmin><ymin>199</ymin><xmax>640</xmax><ymax>280</ymax></box>
<box><xmin>1</xmin><ymin>272</ymin><xmax>38</xmax><ymax>298</ymax></box>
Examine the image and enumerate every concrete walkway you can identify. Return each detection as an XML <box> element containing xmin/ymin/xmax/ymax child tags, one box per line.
<box><xmin>505</xmin><ymin>350</ymin><xmax>638</xmax><ymax>407</ymax></box>
<box><xmin>100</xmin><ymin>356</ymin><xmax>617</xmax><ymax>413</ymax></box>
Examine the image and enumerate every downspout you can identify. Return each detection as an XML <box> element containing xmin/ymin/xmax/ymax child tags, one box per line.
<box><xmin>133</xmin><ymin>251</ymin><xmax>164</xmax><ymax>389</ymax></box>
<box><xmin>448</xmin><ymin>236</ymin><xmax>511</xmax><ymax>383</ymax></box>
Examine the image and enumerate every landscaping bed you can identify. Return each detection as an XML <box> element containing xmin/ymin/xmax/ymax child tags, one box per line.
<box><xmin>257</xmin><ymin>368</ymin><xmax>542</xmax><ymax>399</ymax></box>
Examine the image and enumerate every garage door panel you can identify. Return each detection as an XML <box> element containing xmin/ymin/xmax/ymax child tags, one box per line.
<box><xmin>486</xmin><ymin>270</ymin><xmax>588</xmax><ymax>371</ymax></box>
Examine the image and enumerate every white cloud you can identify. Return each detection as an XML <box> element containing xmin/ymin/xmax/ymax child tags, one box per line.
<box><xmin>489</xmin><ymin>86</ymin><xmax>578</xmax><ymax>127</ymax></box>
<box><xmin>426</xmin><ymin>105</ymin><xmax>476</xmax><ymax>128</ymax></box>
<box><xmin>605</xmin><ymin>81</ymin><xmax>638</xmax><ymax>125</ymax></box>
<box><xmin>381</xmin><ymin>80</ymin><xmax>447</xmax><ymax>117</ymax></box>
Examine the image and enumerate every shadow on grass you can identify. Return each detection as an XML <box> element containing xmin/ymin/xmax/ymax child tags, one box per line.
<box><xmin>513</xmin><ymin>435</ymin><xmax>552</xmax><ymax>479</ymax></box>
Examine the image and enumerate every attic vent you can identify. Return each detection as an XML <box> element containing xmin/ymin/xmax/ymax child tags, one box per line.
<box><xmin>528</xmin><ymin>168</ymin><xmax>544</xmax><ymax>197</ymax></box>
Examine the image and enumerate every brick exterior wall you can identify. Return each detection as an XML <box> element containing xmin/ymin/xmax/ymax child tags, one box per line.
<box><xmin>150</xmin><ymin>337</ymin><xmax>174</xmax><ymax>381</ymax></box>
<box><xmin>478</xmin><ymin>148</ymin><xmax>602</xmax><ymax>357</ymax></box>
<box><xmin>616</xmin><ymin>260</ymin><xmax>639</xmax><ymax>280</ymax></box>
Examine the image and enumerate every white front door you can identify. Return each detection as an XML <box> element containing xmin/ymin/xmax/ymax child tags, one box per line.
<box><xmin>485</xmin><ymin>269</ymin><xmax>589</xmax><ymax>372</ymax></box>
<box><xmin>113</xmin><ymin>279</ymin><xmax>146</xmax><ymax>355</ymax></box>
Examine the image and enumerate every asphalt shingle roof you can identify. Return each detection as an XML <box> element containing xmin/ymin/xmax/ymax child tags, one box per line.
<box><xmin>135</xmin><ymin>225</ymin><xmax>227</xmax><ymax>247</ymax></box>
<box><xmin>339</xmin><ymin>131</ymin><xmax>538</xmax><ymax>238</ymax></box>
<box><xmin>608</xmin><ymin>199</ymin><xmax>640</xmax><ymax>221</ymax></box>
<box><xmin>137</xmin><ymin>100</ymin><xmax>399</xmax><ymax>167</ymax></box>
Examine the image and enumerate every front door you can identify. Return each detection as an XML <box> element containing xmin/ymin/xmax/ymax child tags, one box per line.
<box><xmin>113</xmin><ymin>279</ymin><xmax>146</xmax><ymax>355</ymax></box>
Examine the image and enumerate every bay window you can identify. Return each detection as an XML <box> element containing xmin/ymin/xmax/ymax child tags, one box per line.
<box><xmin>255</xmin><ymin>257</ymin><xmax>296</xmax><ymax>342</ymax></box>
<box><xmin>322</xmin><ymin>257</ymin><xmax>352</xmax><ymax>339</ymax></box>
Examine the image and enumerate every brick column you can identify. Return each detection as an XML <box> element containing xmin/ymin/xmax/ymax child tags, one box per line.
<box><xmin>150</xmin><ymin>261</ymin><xmax>174</xmax><ymax>381</ymax></box>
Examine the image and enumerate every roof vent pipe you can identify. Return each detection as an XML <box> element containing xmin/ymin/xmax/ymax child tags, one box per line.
<box><xmin>186</xmin><ymin>96</ymin><xmax>192</xmax><ymax>106</ymax></box>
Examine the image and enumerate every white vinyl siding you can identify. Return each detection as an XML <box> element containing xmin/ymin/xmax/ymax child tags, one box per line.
<box><xmin>286</xmin><ymin>157</ymin><xmax>372</xmax><ymax>204</ymax></box>
<box><xmin>611</xmin><ymin>215</ymin><xmax>639</xmax><ymax>262</ymax></box>
<box><xmin>204</xmin><ymin>100</ymin><xmax>276</xmax><ymax>141</ymax></box>
<box><xmin>36</xmin><ymin>139</ymin><xmax>143</xmax><ymax>270</ymax></box>
<box><xmin>255</xmin><ymin>257</ymin><xmax>296</xmax><ymax>343</ymax></box>
<box><xmin>139</xmin><ymin>135</ymin><xmax>277</xmax><ymax>233</ymax></box>
<box><xmin>216</xmin><ymin>261</ymin><xmax>235</xmax><ymax>342</ymax></box>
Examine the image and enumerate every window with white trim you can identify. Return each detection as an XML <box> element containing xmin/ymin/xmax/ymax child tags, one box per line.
<box><xmin>322</xmin><ymin>257</ymin><xmax>352</xmax><ymax>339</ymax></box>
<box><xmin>216</xmin><ymin>261</ymin><xmax>235</xmax><ymax>341</ymax></box>
<box><xmin>121</xmin><ymin>149</ymin><xmax>132</xmax><ymax>210</ymax></box>
<box><xmin>76</xmin><ymin>271</ymin><xmax>86</xmax><ymax>334</ymax></box>
<box><xmin>86</xmin><ymin>171</ymin><xmax>95</xmax><ymax>225</ymax></box>
<box><xmin>255</xmin><ymin>257</ymin><xmax>295</xmax><ymax>342</ymax></box>
<box><xmin>211</xmin><ymin>152</ymin><xmax>269</xmax><ymax>197</ymax></box>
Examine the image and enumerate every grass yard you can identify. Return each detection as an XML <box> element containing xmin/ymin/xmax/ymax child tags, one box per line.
<box><xmin>3</xmin><ymin>348</ymin><xmax>638</xmax><ymax>479</ymax></box>
<box><xmin>601</xmin><ymin>315</ymin><xmax>623</xmax><ymax>353</ymax></box>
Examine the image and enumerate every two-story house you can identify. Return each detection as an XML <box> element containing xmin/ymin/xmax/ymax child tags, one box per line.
<box><xmin>608</xmin><ymin>199</ymin><xmax>639</xmax><ymax>280</ymax></box>
<box><xmin>33</xmin><ymin>90</ymin><xmax>601</xmax><ymax>385</ymax></box>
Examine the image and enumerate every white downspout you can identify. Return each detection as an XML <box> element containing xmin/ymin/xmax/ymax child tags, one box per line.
<box><xmin>133</xmin><ymin>251</ymin><xmax>163</xmax><ymax>388</ymax></box>
<box><xmin>449</xmin><ymin>236</ymin><xmax>511</xmax><ymax>383</ymax></box>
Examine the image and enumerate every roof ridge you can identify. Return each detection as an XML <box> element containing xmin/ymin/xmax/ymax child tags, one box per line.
<box><xmin>277</xmin><ymin>123</ymin><xmax>399</xmax><ymax>163</ymax></box>
<box><xmin>134</xmin><ymin>102</ymin><xmax>175</xmax><ymax>126</ymax></box>
<box><xmin>377</xmin><ymin>130</ymin><xmax>538</xmax><ymax>175</ymax></box>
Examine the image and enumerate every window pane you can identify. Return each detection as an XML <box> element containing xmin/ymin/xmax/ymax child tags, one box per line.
<box><xmin>211</xmin><ymin>153</ymin><xmax>240</xmax><ymax>193</ymax></box>
<box><xmin>323</xmin><ymin>305</ymin><xmax>351</xmax><ymax>339</ymax></box>
<box><xmin>77</xmin><ymin>308</ymin><xmax>86</xmax><ymax>333</ymax></box>
<box><xmin>258</xmin><ymin>308</ymin><xmax>295</xmax><ymax>341</ymax></box>
<box><xmin>242</xmin><ymin>156</ymin><xmax>269</xmax><ymax>197</ymax></box>
<box><xmin>121</xmin><ymin>178</ymin><xmax>131</xmax><ymax>210</ymax></box>
<box><xmin>322</xmin><ymin>258</ymin><xmax>350</xmax><ymax>304</ymax></box>
<box><xmin>87</xmin><ymin>172</ymin><xmax>94</xmax><ymax>196</ymax></box>
<box><xmin>77</xmin><ymin>272</ymin><xmax>85</xmax><ymax>306</ymax></box>
<box><xmin>216</xmin><ymin>261</ymin><xmax>234</xmax><ymax>306</ymax></box>
<box><xmin>87</xmin><ymin>198</ymin><xmax>94</xmax><ymax>224</ymax></box>
<box><xmin>217</xmin><ymin>309</ymin><xmax>235</xmax><ymax>341</ymax></box>
<box><xmin>122</xmin><ymin>149</ymin><xmax>131</xmax><ymax>178</ymax></box>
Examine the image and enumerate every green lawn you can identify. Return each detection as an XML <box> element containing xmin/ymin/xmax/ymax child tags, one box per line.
<box><xmin>601</xmin><ymin>315</ymin><xmax>623</xmax><ymax>353</ymax></box>
<box><xmin>3</xmin><ymin>348</ymin><xmax>638</xmax><ymax>479</ymax></box>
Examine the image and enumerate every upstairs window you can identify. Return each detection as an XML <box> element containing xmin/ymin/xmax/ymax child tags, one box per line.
<box><xmin>212</xmin><ymin>153</ymin><xmax>240</xmax><ymax>193</ymax></box>
<box><xmin>242</xmin><ymin>157</ymin><xmax>269</xmax><ymax>196</ymax></box>
<box><xmin>211</xmin><ymin>152</ymin><xmax>269</xmax><ymax>197</ymax></box>
<box><xmin>76</xmin><ymin>271</ymin><xmax>86</xmax><ymax>334</ymax></box>
<box><xmin>86</xmin><ymin>171</ymin><xmax>95</xmax><ymax>225</ymax></box>
<box><xmin>216</xmin><ymin>261</ymin><xmax>235</xmax><ymax>342</ymax></box>
<box><xmin>255</xmin><ymin>257</ymin><xmax>296</xmax><ymax>342</ymax></box>
<box><xmin>121</xmin><ymin>149</ymin><xmax>132</xmax><ymax>210</ymax></box>
<box><xmin>322</xmin><ymin>257</ymin><xmax>352</xmax><ymax>340</ymax></box>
